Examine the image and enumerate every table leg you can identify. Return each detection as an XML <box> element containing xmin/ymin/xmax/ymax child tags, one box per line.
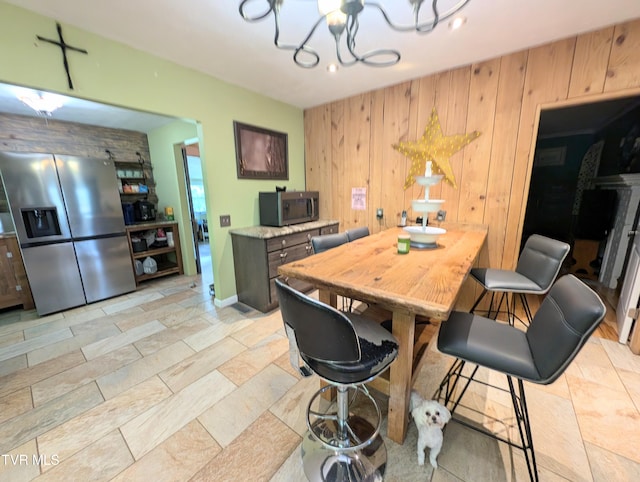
<box><xmin>387</xmin><ymin>310</ymin><xmax>415</xmax><ymax>444</ymax></box>
<box><xmin>318</xmin><ymin>289</ymin><xmax>337</xmax><ymax>308</ymax></box>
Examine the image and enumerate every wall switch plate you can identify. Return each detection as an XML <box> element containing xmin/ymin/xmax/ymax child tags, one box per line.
<box><xmin>436</xmin><ymin>210</ymin><xmax>446</xmax><ymax>222</ymax></box>
<box><xmin>220</xmin><ymin>214</ymin><xmax>231</xmax><ymax>227</ymax></box>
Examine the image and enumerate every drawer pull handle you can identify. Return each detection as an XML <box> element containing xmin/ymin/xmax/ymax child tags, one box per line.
<box><xmin>307</xmin><ymin>234</ymin><xmax>311</xmax><ymax>240</ymax></box>
<box><xmin>280</xmin><ymin>252</ymin><xmax>288</xmax><ymax>259</ymax></box>
<box><xmin>281</xmin><ymin>239</ymin><xmax>286</xmax><ymax>246</ymax></box>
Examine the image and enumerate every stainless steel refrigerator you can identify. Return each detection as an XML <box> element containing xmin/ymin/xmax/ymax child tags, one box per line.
<box><xmin>0</xmin><ymin>151</ymin><xmax>136</xmax><ymax>315</ymax></box>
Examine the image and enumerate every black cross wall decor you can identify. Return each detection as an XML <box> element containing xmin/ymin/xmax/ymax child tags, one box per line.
<box><xmin>37</xmin><ymin>22</ymin><xmax>88</xmax><ymax>90</ymax></box>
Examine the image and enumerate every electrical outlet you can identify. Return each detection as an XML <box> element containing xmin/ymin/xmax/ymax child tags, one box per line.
<box><xmin>220</xmin><ymin>214</ymin><xmax>231</xmax><ymax>227</ymax></box>
<box><xmin>436</xmin><ymin>210</ymin><xmax>446</xmax><ymax>222</ymax></box>
<box><xmin>376</xmin><ymin>208</ymin><xmax>384</xmax><ymax>219</ymax></box>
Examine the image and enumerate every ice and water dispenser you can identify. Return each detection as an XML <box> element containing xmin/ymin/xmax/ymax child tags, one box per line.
<box><xmin>21</xmin><ymin>207</ymin><xmax>62</xmax><ymax>238</ymax></box>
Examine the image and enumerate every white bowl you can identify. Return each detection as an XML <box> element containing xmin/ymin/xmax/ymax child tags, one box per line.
<box><xmin>415</xmin><ymin>175</ymin><xmax>444</xmax><ymax>186</ymax></box>
<box><xmin>403</xmin><ymin>226</ymin><xmax>446</xmax><ymax>245</ymax></box>
<box><xmin>411</xmin><ymin>199</ymin><xmax>445</xmax><ymax>212</ymax></box>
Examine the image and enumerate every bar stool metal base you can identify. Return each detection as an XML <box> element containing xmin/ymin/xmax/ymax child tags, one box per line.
<box><xmin>301</xmin><ymin>384</ymin><xmax>387</xmax><ymax>481</ymax></box>
<box><xmin>301</xmin><ymin>415</ymin><xmax>386</xmax><ymax>482</ymax></box>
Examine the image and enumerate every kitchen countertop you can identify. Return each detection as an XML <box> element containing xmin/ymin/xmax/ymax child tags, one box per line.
<box><xmin>230</xmin><ymin>220</ymin><xmax>339</xmax><ymax>239</ymax></box>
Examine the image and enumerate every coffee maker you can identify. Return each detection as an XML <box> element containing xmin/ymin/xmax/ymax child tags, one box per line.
<box><xmin>134</xmin><ymin>200</ymin><xmax>156</xmax><ymax>222</ymax></box>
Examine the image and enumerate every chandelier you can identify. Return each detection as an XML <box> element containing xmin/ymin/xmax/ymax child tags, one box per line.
<box><xmin>239</xmin><ymin>0</ymin><xmax>471</xmax><ymax>68</ymax></box>
<box><xmin>18</xmin><ymin>90</ymin><xmax>66</xmax><ymax>116</ymax></box>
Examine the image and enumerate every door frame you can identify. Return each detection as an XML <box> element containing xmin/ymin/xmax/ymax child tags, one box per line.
<box><xmin>181</xmin><ymin>143</ymin><xmax>202</xmax><ymax>274</ymax></box>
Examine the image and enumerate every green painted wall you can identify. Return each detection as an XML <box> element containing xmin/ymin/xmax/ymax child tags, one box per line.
<box><xmin>0</xmin><ymin>2</ymin><xmax>306</xmax><ymax>303</ymax></box>
<box><xmin>147</xmin><ymin>120</ymin><xmax>200</xmax><ymax>276</ymax></box>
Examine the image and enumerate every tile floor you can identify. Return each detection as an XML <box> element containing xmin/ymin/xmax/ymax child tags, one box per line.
<box><xmin>0</xmin><ymin>274</ymin><xmax>638</xmax><ymax>481</ymax></box>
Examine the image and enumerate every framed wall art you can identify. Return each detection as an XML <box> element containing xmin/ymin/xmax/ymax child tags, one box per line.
<box><xmin>233</xmin><ymin>121</ymin><xmax>288</xmax><ymax>179</ymax></box>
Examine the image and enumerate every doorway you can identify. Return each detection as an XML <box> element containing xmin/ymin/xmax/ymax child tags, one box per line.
<box><xmin>181</xmin><ymin>142</ymin><xmax>213</xmax><ymax>289</ymax></box>
<box><xmin>522</xmin><ymin>94</ymin><xmax>640</xmax><ymax>322</ymax></box>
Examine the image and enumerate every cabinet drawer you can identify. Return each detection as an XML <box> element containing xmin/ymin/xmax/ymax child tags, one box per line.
<box><xmin>321</xmin><ymin>224</ymin><xmax>339</xmax><ymax>235</ymax></box>
<box><xmin>266</xmin><ymin>229</ymin><xmax>320</xmax><ymax>252</ymax></box>
<box><xmin>268</xmin><ymin>243</ymin><xmax>313</xmax><ymax>278</ymax></box>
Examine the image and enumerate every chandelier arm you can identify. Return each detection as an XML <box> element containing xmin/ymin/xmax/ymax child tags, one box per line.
<box><xmin>238</xmin><ymin>0</ymin><xmax>276</xmax><ymax>22</ymax></box>
<box><xmin>365</xmin><ymin>0</ymin><xmax>471</xmax><ymax>33</ymax></box>
<box><xmin>343</xmin><ymin>16</ymin><xmax>400</xmax><ymax>67</ymax></box>
<box><xmin>270</xmin><ymin>6</ymin><xmax>322</xmax><ymax>68</ymax></box>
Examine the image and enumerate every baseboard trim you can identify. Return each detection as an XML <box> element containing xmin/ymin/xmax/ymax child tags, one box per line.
<box><xmin>214</xmin><ymin>295</ymin><xmax>238</xmax><ymax>308</ymax></box>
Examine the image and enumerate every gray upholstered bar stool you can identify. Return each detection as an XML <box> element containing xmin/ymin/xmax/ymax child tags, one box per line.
<box><xmin>275</xmin><ymin>278</ymin><xmax>398</xmax><ymax>482</ymax></box>
<box><xmin>435</xmin><ymin>274</ymin><xmax>605</xmax><ymax>481</ymax></box>
<box><xmin>346</xmin><ymin>226</ymin><xmax>370</xmax><ymax>242</ymax></box>
<box><xmin>311</xmin><ymin>232</ymin><xmax>349</xmax><ymax>254</ymax></box>
<box><xmin>470</xmin><ymin>234</ymin><xmax>570</xmax><ymax>326</ymax></box>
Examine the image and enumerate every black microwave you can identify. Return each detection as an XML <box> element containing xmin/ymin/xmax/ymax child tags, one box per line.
<box><xmin>259</xmin><ymin>191</ymin><xmax>319</xmax><ymax>227</ymax></box>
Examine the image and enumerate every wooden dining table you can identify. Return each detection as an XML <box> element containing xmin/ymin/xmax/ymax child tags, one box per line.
<box><xmin>278</xmin><ymin>222</ymin><xmax>488</xmax><ymax>444</ymax></box>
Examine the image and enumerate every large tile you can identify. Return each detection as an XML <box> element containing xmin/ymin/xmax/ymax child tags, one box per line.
<box><xmin>159</xmin><ymin>337</ymin><xmax>245</xmax><ymax>393</ymax></box>
<box><xmin>0</xmin><ymin>382</ymin><xmax>103</xmax><ymax>454</ymax></box>
<box><xmin>133</xmin><ymin>317</ymin><xmax>211</xmax><ymax>356</ymax></box>
<box><xmin>191</xmin><ymin>411</ymin><xmax>301</xmax><ymax>482</ymax></box>
<box><xmin>0</xmin><ymin>330</ymin><xmax>24</xmax><ymax>349</ymax></box>
<box><xmin>137</xmin><ymin>289</ymin><xmax>197</xmax><ymax>312</ymax></box>
<box><xmin>32</xmin><ymin>345</ymin><xmax>141</xmax><ymax>406</ymax></box>
<box><xmin>120</xmin><ymin>369</ymin><xmax>236</xmax><ymax>459</ymax></box>
<box><xmin>27</xmin><ymin>324</ymin><xmax>120</xmax><ymax>366</ymax></box>
<box><xmin>269</xmin><ymin>375</ymin><xmax>320</xmax><ymax>435</ymax></box>
<box><xmin>585</xmin><ymin>441</ymin><xmax>640</xmax><ymax>482</ymax></box>
<box><xmin>524</xmin><ymin>384</ymin><xmax>593</xmax><ymax>481</ymax></box>
<box><xmin>182</xmin><ymin>317</ymin><xmax>254</xmax><ymax>352</ymax></box>
<box><xmin>230</xmin><ymin>311</ymin><xmax>284</xmax><ymax>347</ymax></box>
<box><xmin>0</xmin><ymin>350</ymin><xmax>85</xmax><ymax>399</ymax></box>
<box><xmin>37</xmin><ymin>376</ymin><xmax>171</xmax><ymax>465</ymax></box>
<box><xmin>268</xmin><ymin>443</ymin><xmax>305</xmax><ymax>482</ymax></box>
<box><xmin>97</xmin><ymin>341</ymin><xmax>194</xmax><ymax>399</ymax></box>
<box><xmin>199</xmin><ymin>364</ymin><xmax>296</xmax><ymax>447</ymax></box>
<box><xmin>0</xmin><ymin>439</ymin><xmax>40</xmax><ymax>482</ymax></box>
<box><xmin>0</xmin><ymin>328</ymin><xmax>73</xmax><ymax>363</ymax></box>
<box><xmin>34</xmin><ymin>430</ymin><xmax>133</xmax><ymax>481</ymax></box>
<box><xmin>600</xmin><ymin>339</ymin><xmax>640</xmax><ymax>374</ymax></box>
<box><xmin>114</xmin><ymin>304</ymin><xmax>184</xmax><ymax>332</ymax></box>
<box><xmin>0</xmin><ymin>354</ymin><xmax>27</xmax><ymax>378</ymax></box>
<box><xmin>110</xmin><ymin>420</ymin><xmax>220</xmax><ymax>482</ymax></box>
<box><xmin>23</xmin><ymin>308</ymin><xmax>105</xmax><ymax>339</ymax></box>
<box><xmin>0</xmin><ymin>312</ymin><xmax>63</xmax><ymax>339</ymax></box>
<box><xmin>217</xmin><ymin>333</ymin><xmax>289</xmax><ymax>386</ymax></box>
<box><xmin>0</xmin><ymin>386</ymin><xmax>32</xmax><ymax>424</ymax></box>
<box><xmin>567</xmin><ymin>373</ymin><xmax>640</xmax><ymax>464</ymax></box>
<box><xmin>101</xmin><ymin>291</ymin><xmax>165</xmax><ymax>315</ymax></box>
<box><xmin>617</xmin><ymin>367</ymin><xmax>640</xmax><ymax>411</ymax></box>
<box><xmin>81</xmin><ymin>320</ymin><xmax>165</xmax><ymax>360</ymax></box>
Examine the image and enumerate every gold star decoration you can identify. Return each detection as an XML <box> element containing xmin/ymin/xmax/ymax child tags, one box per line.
<box><xmin>393</xmin><ymin>108</ymin><xmax>481</xmax><ymax>189</ymax></box>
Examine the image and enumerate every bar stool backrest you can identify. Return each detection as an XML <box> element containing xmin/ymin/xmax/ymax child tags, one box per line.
<box><xmin>346</xmin><ymin>226</ymin><xmax>370</xmax><ymax>242</ymax></box>
<box><xmin>311</xmin><ymin>232</ymin><xmax>349</xmax><ymax>254</ymax></box>
<box><xmin>526</xmin><ymin>274</ymin><xmax>606</xmax><ymax>384</ymax></box>
<box><xmin>516</xmin><ymin>234</ymin><xmax>570</xmax><ymax>292</ymax></box>
<box><xmin>275</xmin><ymin>278</ymin><xmax>360</xmax><ymax>363</ymax></box>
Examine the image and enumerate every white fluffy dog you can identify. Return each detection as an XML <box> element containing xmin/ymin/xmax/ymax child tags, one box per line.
<box><xmin>410</xmin><ymin>390</ymin><xmax>451</xmax><ymax>468</ymax></box>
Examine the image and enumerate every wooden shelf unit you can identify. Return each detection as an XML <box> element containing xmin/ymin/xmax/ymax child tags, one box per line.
<box><xmin>126</xmin><ymin>222</ymin><xmax>183</xmax><ymax>285</ymax></box>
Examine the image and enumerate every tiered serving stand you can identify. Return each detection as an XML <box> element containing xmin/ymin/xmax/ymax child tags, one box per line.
<box><xmin>403</xmin><ymin>162</ymin><xmax>446</xmax><ymax>249</ymax></box>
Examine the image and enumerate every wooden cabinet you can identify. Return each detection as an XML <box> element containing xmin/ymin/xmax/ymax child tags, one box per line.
<box><xmin>125</xmin><ymin>222</ymin><xmax>183</xmax><ymax>285</ymax></box>
<box><xmin>230</xmin><ymin>221</ymin><xmax>339</xmax><ymax>313</ymax></box>
<box><xmin>0</xmin><ymin>235</ymin><xmax>34</xmax><ymax>310</ymax></box>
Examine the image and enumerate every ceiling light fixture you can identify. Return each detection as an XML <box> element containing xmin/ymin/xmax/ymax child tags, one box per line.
<box><xmin>449</xmin><ymin>15</ymin><xmax>466</xmax><ymax>30</ymax></box>
<box><xmin>18</xmin><ymin>91</ymin><xmax>66</xmax><ymax>116</ymax></box>
<box><xmin>239</xmin><ymin>0</ymin><xmax>471</xmax><ymax>68</ymax></box>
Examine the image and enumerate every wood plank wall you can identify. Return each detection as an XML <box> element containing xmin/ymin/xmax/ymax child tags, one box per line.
<box><xmin>0</xmin><ymin>113</ymin><xmax>155</xmax><ymax>206</ymax></box>
<box><xmin>304</xmin><ymin>18</ymin><xmax>640</xmax><ymax>309</ymax></box>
